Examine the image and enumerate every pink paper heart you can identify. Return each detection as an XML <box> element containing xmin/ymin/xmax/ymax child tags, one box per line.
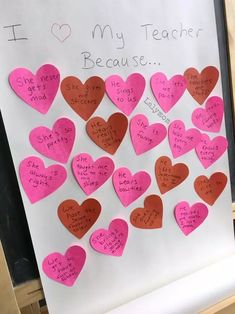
<box><xmin>168</xmin><ymin>120</ymin><xmax>201</xmax><ymax>158</ymax></box>
<box><xmin>195</xmin><ymin>134</ymin><xmax>228</xmax><ymax>169</ymax></box>
<box><xmin>42</xmin><ymin>246</ymin><xmax>86</xmax><ymax>286</ymax></box>
<box><xmin>29</xmin><ymin>117</ymin><xmax>75</xmax><ymax>164</ymax></box>
<box><xmin>130</xmin><ymin>114</ymin><xmax>167</xmax><ymax>155</ymax></box>
<box><xmin>105</xmin><ymin>73</ymin><xmax>146</xmax><ymax>116</ymax></box>
<box><xmin>9</xmin><ymin>64</ymin><xmax>60</xmax><ymax>114</ymax></box>
<box><xmin>192</xmin><ymin>96</ymin><xmax>224</xmax><ymax>133</ymax></box>
<box><xmin>72</xmin><ymin>153</ymin><xmax>115</xmax><ymax>195</ymax></box>
<box><xmin>90</xmin><ymin>219</ymin><xmax>128</xmax><ymax>256</ymax></box>
<box><xmin>150</xmin><ymin>72</ymin><xmax>187</xmax><ymax>113</ymax></box>
<box><xmin>174</xmin><ymin>201</ymin><xmax>208</xmax><ymax>236</ymax></box>
<box><xmin>19</xmin><ymin>156</ymin><xmax>67</xmax><ymax>203</ymax></box>
<box><xmin>112</xmin><ymin>167</ymin><xmax>151</xmax><ymax>207</ymax></box>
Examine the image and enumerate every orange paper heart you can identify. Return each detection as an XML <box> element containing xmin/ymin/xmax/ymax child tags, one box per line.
<box><xmin>130</xmin><ymin>195</ymin><xmax>163</xmax><ymax>229</ymax></box>
<box><xmin>194</xmin><ymin>172</ymin><xmax>227</xmax><ymax>205</ymax></box>
<box><xmin>86</xmin><ymin>112</ymin><xmax>128</xmax><ymax>154</ymax></box>
<box><xmin>58</xmin><ymin>199</ymin><xmax>101</xmax><ymax>239</ymax></box>
<box><xmin>61</xmin><ymin>76</ymin><xmax>105</xmax><ymax>121</ymax></box>
<box><xmin>155</xmin><ymin>156</ymin><xmax>189</xmax><ymax>194</ymax></box>
<box><xmin>184</xmin><ymin>66</ymin><xmax>219</xmax><ymax>104</ymax></box>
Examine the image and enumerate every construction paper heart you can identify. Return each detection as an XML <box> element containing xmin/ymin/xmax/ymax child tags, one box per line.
<box><xmin>168</xmin><ymin>120</ymin><xmax>201</xmax><ymax>158</ymax></box>
<box><xmin>155</xmin><ymin>156</ymin><xmax>189</xmax><ymax>194</ymax></box>
<box><xmin>194</xmin><ymin>172</ymin><xmax>227</xmax><ymax>206</ymax></box>
<box><xmin>184</xmin><ymin>66</ymin><xmax>219</xmax><ymax>104</ymax></box>
<box><xmin>174</xmin><ymin>201</ymin><xmax>208</xmax><ymax>236</ymax></box>
<box><xmin>105</xmin><ymin>73</ymin><xmax>145</xmax><ymax>116</ymax></box>
<box><xmin>72</xmin><ymin>153</ymin><xmax>115</xmax><ymax>195</ymax></box>
<box><xmin>29</xmin><ymin>117</ymin><xmax>75</xmax><ymax>164</ymax></box>
<box><xmin>192</xmin><ymin>96</ymin><xmax>224</xmax><ymax>133</ymax></box>
<box><xmin>86</xmin><ymin>113</ymin><xmax>128</xmax><ymax>154</ymax></box>
<box><xmin>19</xmin><ymin>156</ymin><xmax>67</xmax><ymax>203</ymax></box>
<box><xmin>9</xmin><ymin>64</ymin><xmax>60</xmax><ymax>114</ymax></box>
<box><xmin>130</xmin><ymin>195</ymin><xmax>163</xmax><ymax>229</ymax></box>
<box><xmin>61</xmin><ymin>76</ymin><xmax>105</xmax><ymax>121</ymax></box>
<box><xmin>51</xmin><ymin>23</ymin><xmax>71</xmax><ymax>42</ymax></box>
<box><xmin>42</xmin><ymin>246</ymin><xmax>86</xmax><ymax>286</ymax></box>
<box><xmin>130</xmin><ymin>114</ymin><xmax>167</xmax><ymax>155</ymax></box>
<box><xmin>90</xmin><ymin>219</ymin><xmax>128</xmax><ymax>256</ymax></box>
<box><xmin>150</xmin><ymin>72</ymin><xmax>187</xmax><ymax>113</ymax></box>
<box><xmin>112</xmin><ymin>167</ymin><xmax>151</xmax><ymax>207</ymax></box>
<box><xmin>58</xmin><ymin>199</ymin><xmax>101</xmax><ymax>238</ymax></box>
<box><xmin>195</xmin><ymin>134</ymin><xmax>228</xmax><ymax>169</ymax></box>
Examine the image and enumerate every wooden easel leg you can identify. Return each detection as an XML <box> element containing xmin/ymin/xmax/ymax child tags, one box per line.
<box><xmin>21</xmin><ymin>302</ymin><xmax>41</xmax><ymax>314</ymax></box>
<box><xmin>0</xmin><ymin>241</ymin><xmax>20</xmax><ymax>314</ymax></box>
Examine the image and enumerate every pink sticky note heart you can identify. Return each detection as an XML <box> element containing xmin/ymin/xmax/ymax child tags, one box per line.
<box><xmin>42</xmin><ymin>246</ymin><xmax>86</xmax><ymax>286</ymax></box>
<box><xmin>29</xmin><ymin>117</ymin><xmax>75</xmax><ymax>164</ymax></box>
<box><xmin>168</xmin><ymin>120</ymin><xmax>201</xmax><ymax>158</ymax></box>
<box><xmin>192</xmin><ymin>96</ymin><xmax>224</xmax><ymax>133</ymax></box>
<box><xmin>130</xmin><ymin>114</ymin><xmax>167</xmax><ymax>155</ymax></box>
<box><xmin>112</xmin><ymin>167</ymin><xmax>151</xmax><ymax>207</ymax></box>
<box><xmin>19</xmin><ymin>156</ymin><xmax>67</xmax><ymax>203</ymax></box>
<box><xmin>195</xmin><ymin>134</ymin><xmax>228</xmax><ymax>169</ymax></box>
<box><xmin>90</xmin><ymin>219</ymin><xmax>128</xmax><ymax>256</ymax></box>
<box><xmin>150</xmin><ymin>72</ymin><xmax>187</xmax><ymax>113</ymax></box>
<box><xmin>174</xmin><ymin>201</ymin><xmax>208</xmax><ymax>236</ymax></box>
<box><xmin>9</xmin><ymin>64</ymin><xmax>60</xmax><ymax>114</ymax></box>
<box><xmin>72</xmin><ymin>153</ymin><xmax>115</xmax><ymax>195</ymax></box>
<box><xmin>105</xmin><ymin>73</ymin><xmax>146</xmax><ymax>116</ymax></box>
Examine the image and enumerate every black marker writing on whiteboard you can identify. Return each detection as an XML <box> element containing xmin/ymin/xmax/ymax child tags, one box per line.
<box><xmin>3</xmin><ymin>24</ymin><xmax>28</xmax><ymax>41</ymax></box>
<box><xmin>92</xmin><ymin>24</ymin><xmax>125</xmax><ymax>49</ymax></box>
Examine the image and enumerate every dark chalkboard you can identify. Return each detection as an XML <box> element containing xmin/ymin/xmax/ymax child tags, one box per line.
<box><xmin>0</xmin><ymin>0</ymin><xmax>234</xmax><ymax>287</ymax></box>
<box><xmin>0</xmin><ymin>112</ymin><xmax>39</xmax><ymax>285</ymax></box>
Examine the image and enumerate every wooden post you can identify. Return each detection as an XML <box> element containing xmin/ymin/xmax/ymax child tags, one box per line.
<box><xmin>0</xmin><ymin>241</ymin><xmax>20</xmax><ymax>314</ymax></box>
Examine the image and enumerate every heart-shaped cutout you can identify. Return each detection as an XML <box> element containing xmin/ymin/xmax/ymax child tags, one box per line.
<box><xmin>72</xmin><ymin>153</ymin><xmax>115</xmax><ymax>195</ymax></box>
<box><xmin>61</xmin><ymin>76</ymin><xmax>105</xmax><ymax>121</ymax></box>
<box><xmin>155</xmin><ymin>156</ymin><xmax>189</xmax><ymax>194</ymax></box>
<box><xmin>105</xmin><ymin>73</ymin><xmax>145</xmax><ymax>116</ymax></box>
<box><xmin>58</xmin><ymin>198</ymin><xmax>101</xmax><ymax>238</ymax></box>
<box><xmin>29</xmin><ymin>117</ymin><xmax>75</xmax><ymax>164</ymax></box>
<box><xmin>86</xmin><ymin>113</ymin><xmax>128</xmax><ymax>154</ymax></box>
<box><xmin>130</xmin><ymin>195</ymin><xmax>163</xmax><ymax>229</ymax></box>
<box><xmin>130</xmin><ymin>114</ymin><xmax>167</xmax><ymax>155</ymax></box>
<box><xmin>184</xmin><ymin>66</ymin><xmax>219</xmax><ymax>105</ymax></box>
<box><xmin>90</xmin><ymin>218</ymin><xmax>128</xmax><ymax>256</ymax></box>
<box><xmin>195</xmin><ymin>134</ymin><xmax>228</xmax><ymax>169</ymax></box>
<box><xmin>174</xmin><ymin>201</ymin><xmax>208</xmax><ymax>236</ymax></box>
<box><xmin>42</xmin><ymin>245</ymin><xmax>86</xmax><ymax>286</ymax></box>
<box><xmin>192</xmin><ymin>96</ymin><xmax>224</xmax><ymax>133</ymax></box>
<box><xmin>150</xmin><ymin>72</ymin><xmax>187</xmax><ymax>113</ymax></box>
<box><xmin>168</xmin><ymin>120</ymin><xmax>201</xmax><ymax>158</ymax></box>
<box><xmin>194</xmin><ymin>172</ymin><xmax>227</xmax><ymax>206</ymax></box>
<box><xmin>19</xmin><ymin>156</ymin><xmax>67</xmax><ymax>203</ymax></box>
<box><xmin>112</xmin><ymin>167</ymin><xmax>151</xmax><ymax>207</ymax></box>
<box><xmin>9</xmin><ymin>64</ymin><xmax>60</xmax><ymax>114</ymax></box>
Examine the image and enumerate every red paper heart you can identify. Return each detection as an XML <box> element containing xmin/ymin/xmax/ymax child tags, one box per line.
<box><xmin>130</xmin><ymin>195</ymin><xmax>163</xmax><ymax>229</ymax></box>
